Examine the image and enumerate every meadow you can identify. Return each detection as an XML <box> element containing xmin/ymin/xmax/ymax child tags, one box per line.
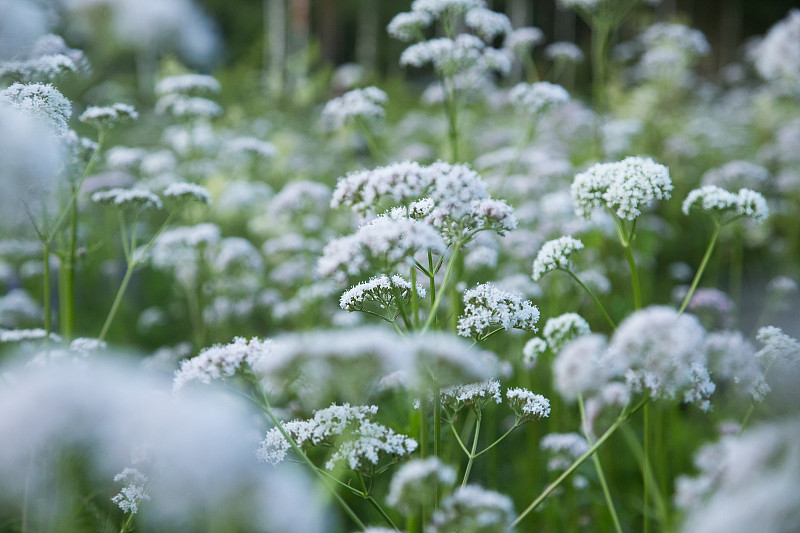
<box><xmin>1</xmin><ymin>1</ymin><xmax>799</xmax><ymax>532</ymax></box>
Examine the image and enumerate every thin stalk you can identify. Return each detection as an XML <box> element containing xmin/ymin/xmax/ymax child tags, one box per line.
<box><xmin>623</xmin><ymin>243</ymin><xmax>642</xmax><ymax>310</ymax></box>
<box><xmin>620</xmin><ymin>422</ymin><xmax>669</xmax><ymax>531</ymax></box>
<box><xmin>42</xmin><ymin>244</ymin><xmax>51</xmax><ymax>337</ymax></box>
<box><xmin>679</xmin><ymin>221</ymin><xmax>721</xmax><ymax>314</ymax></box>
<box><xmin>564</xmin><ymin>269</ymin><xmax>616</xmax><ymax>329</ymax></box>
<box><xmin>98</xmin><ymin>262</ymin><xmax>135</xmax><ymax>342</ymax></box>
<box><xmin>422</xmin><ymin>245</ymin><xmax>461</xmax><ymax>332</ymax></box>
<box><xmin>643</xmin><ymin>402</ymin><xmax>650</xmax><ymax>533</ymax></box>
<box><xmin>472</xmin><ymin>424</ymin><xmax>518</xmax><ymax>459</ymax></box>
<box><xmin>355</xmin><ymin>117</ymin><xmax>384</xmax><ymax>162</ymax></box>
<box><xmin>119</xmin><ymin>513</ymin><xmax>134</xmax><ymax>533</ymax></box>
<box><xmin>442</xmin><ymin>77</ymin><xmax>460</xmax><ymax>162</ymax></box>
<box><xmin>512</xmin><ymin>398</ymin><xmax>647</xmax><ymax>528</ymax></box>
<box><xmin>590</xmin><ymin>22</ymin><xmax>611</xmax><ymax>112</ymax></box>
<box><xmin>461</xmin><ymin>411</ymin><xmax>482</xmax><ymax>487</ymax></box>
<box><xmin>356</xmin><ymin>472</ymin><xmax>400</xmax><ymax>531</ymax></box>
<box><xmin>579</xmin><ymin>395</ymin><xmax>622</xmax><ymax>533</ymax></box>
<box><xmin>410</xmin><ymin>266</ymin><xmax>419</xmax><ymax>329</ymax></box>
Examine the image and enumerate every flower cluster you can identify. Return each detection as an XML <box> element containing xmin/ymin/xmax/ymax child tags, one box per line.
<box><xmin>508</xmin><ymin>81</ymin><xmax>570</xmax><ymax>116</ymax></box>
<box><xmin>457</xmin><ymin>282</ymin><xmax>539</xmax><ymax>339</ymax></box>
<box><xmin>505</xmin><ymin>388</ymin><xmax>551</xmax><ymax>423</ymax></box>
<box><xmin>257</xmin><ymin>403</ymin><xmax>418</xmax><ymax>471</ymax></box>
<box><xmin>173</xmin><ymin>336</ymin><xmax>269</xmax><ymax>392</ymax></box>
<box><xmin>331</xmin><ymin>161</ymin><xmax>516</xmax><ymax>244</ymax></box>
<box><xmin>430</xmin><ymin>485</ymin><xmax>515</xmax><ymax>533</ymax></box>
<box><xmin>531</xmin><ymin>235</ymin><xmax>584</xmax><ymax>281</ymax></box>
<box><xmin>111</xmin><ymin>467</ymin><xmax>150</xmax><ymax>514</ymax></box>
<box><xmin>571</xmin><ymin>156</ymin><xmax>673</xmax><ymax>220</ymax></box>
<box><xmin>321</xmin><ymin>86</ymin><xmax>388</xmax><ymax>130</ymax></box>
<box><xmin>441</xmin><ymin>379</ymin><xmax>502</xmax><ymax>411</ymax></box>
<box><xmin>543</xmin><ymin>313</ymin><xmax>591</xmax><ymax>354</ymax></box>
<box><xmin>0</xmin><ymin>82</ymin><xmax>71</xmax><ymax>134</ymax></box>
<box><xmin>387</xmin><ymin>457</ymin><xmax>457</xmax><ymax>513</ymax></box>
<box><xmin>79</xmin><ymin>103</ymin><xmax>138</xmax><ymax>129</ymax></box>
<box><xmin>91</xmin><ymin>188</ymin><xmax>163</xmax><ymax>211</ymax></box>
<box><xmin>682</xmin><ymin>185</ymin><xmax>769</xmax><ymax>223</ymax></box>
<box><xmin>340</xmin><ymin>274</ymin><xmax>427</xmax><ymax>313</ymax></box>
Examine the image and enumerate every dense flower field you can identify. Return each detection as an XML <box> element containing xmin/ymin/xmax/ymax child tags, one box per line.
<box><xmin>1</xmin><ymin>1</ymin><xmax>799</xmax><ymax>532</ymax></box>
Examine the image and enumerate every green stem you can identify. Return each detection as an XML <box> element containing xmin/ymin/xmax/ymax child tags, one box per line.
<box><xmin>512</xmin><ymin>398</ymin><xmax>647</xmax><ymax>528</ymax></box>
<box><xmin>119</xmin><ymin>513</ymin><xmax>134</xmax><ymax>533</ymax></box>
<box><xmin>473</xmin><ymin>424</ymin><xmax>518</xmax><ymax>459</ymax></box>
<box><xmin>58</xmin><ymin>188</ymin><xmax>79</xmax><ymax>340</ymax></box>
<box><xmin>620</xmin><ymin>421</ymin><xmax>669</xmax><ymax>531</ymax></box>
<box><xmin>98</xmin><ymin>262</ymin><xmax>135</xmax><ymax>343</ymax></box>
<box><xmin>678</xmin><ymin>221</ymin><xmax>721</xmax><ymax>314</ymax></box>
<box><xmin>422</xmin><ymin>245</ymin><xmax>461</xmax><ymax>332</ymax></box>
<box><xmin>42</xmin><ymin>244</ymin><xmax>51</xmax><ymax>337</ymax></box>
<box><xmin>623</xmin><ymin>243</ymin><xmax>642</xmax><ymax>310</ymax></box>
<box><xmin>590</xmin><ymin>22</ymin><xmax>611</xmax><ymax>112</ymax></box>
<box><xmin>564</xmin><ymin>269</ymin><xmax>617</xmax><ymax>330</ymax></box>
<box><xmin>356</xmin><ymin>117</ymin><xmax>384</xmax><ymax>162</ymax></box>
<box><xmin>579</xmin><ymin>395</ymin><xmax>622</xmax><ymax>533</ymax></box>
<box><xmin>411</xmin><ymin>266</ymin><xmax>419</xmax><ymax>329</ymax></box>
<box><xmin>442</xmin><ymin>76</ymin><xmax>460</xmax><ymax>162</ymax></box>
<box><xmin>461</xmin><ymin>411</ymin><xmax>482</xmax><ymax>487</ymax></box>
<box><xmin>643</xmin><ymin>402</ymin><xmax>651</xmax><ymax>533</ymax></box>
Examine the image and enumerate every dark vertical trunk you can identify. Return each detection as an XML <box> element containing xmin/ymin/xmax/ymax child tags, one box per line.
<box><xmin>357</xmin><ymin>0</ymin><xmax>380</xmax><ymax>73</ymax></box>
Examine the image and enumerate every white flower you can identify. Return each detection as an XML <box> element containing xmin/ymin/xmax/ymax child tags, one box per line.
<box><xmin>532</xmin><ymin>235</ymin><xmax>584</xmax><ymax>281</ymax></box>
<box><xmin>682</xmin><ymin>186</ymin><xmax>769</xmax><ymax>223</ymax></box>
<box><xmin>163</xmin><ymin>182</ymin><xmax>212</xmax><ymax>204</ymax></box>
<box><xmin>571</xmin><ymin>156</ymin><xmax>673</xmax><ymax>220</ymax></box>
<box><xmin>400</xmin><ymin>34</ymin><xmax>486</xmax><ymax>77</ymax></box>
<box><xmin>257</xmin><ymin>403</ymin><xmax>417</xmax><ymax>471</ymax></box>
<box><xmin>457</xmin><ymin>283</ymin><xmax>539</xmax><ymax>339</ymax></box>
<box><xmin>701</xmin><ymin>161</ymin><xmax>770</xmax><ymax>190</ymax></box>
<box><xmin>318</xmin><ymin>215</ymin><xmax>446</xmax><ymax>281</ymax></box>
<box><xmin>605</xmin><ymin>306</ymin><xmax>714</xmax><ymax>408</ymax></box>
<box><xmin>411</xmin><ymin>0</ymin><xmax>486</xmax><ymax>17</ymax></box>
<box><xmin>387</xmin><ymin>11</ymin><xmax>433</xmax><ymax>42</ymax></box>
<box><xmin>704</xmin><ymin>331</ymin><xmax>769</xmax><ymax>402</ymax></box>
<box><xmin>224</xmin><ymin>136</ymin><xmax>277</xmax><ymax>159</ymax></box>
<box><xmin>387</xmin><ymin>457</ymin><xmax>456</xmax><ymax>513</ymax></box>
<box><xmin>91</xmin><ymin>188</ymin><xmax>163</xmax><ymax>210</ymax></box>
<box><xmin>111</xmin><ymin>467</ymin><xmax>150</xmax><ymax>514</ymax></box>
<box><xmin>543</xmin><ymin>313</ymin><xmax>591</xmax><ymax>354</ymax></box>
<box><xmin>508</xmin><ymin>81</ymin><xmax>570</xmax><ymax>115</ymax></box>
<box><xmin>0</xmin><ymin>82</ymin><xmax>71</xmax><ymax>135</ymax></box>
<box><xmin>506</xmin><ymin>387</ymin><xmax>551</xmax><ymax>422</ymax></box>
<box><xmin>321</xmin><ymin>86</ymin><xmax>388</xmax><ymax>130</ymax></box>
<box><xmin>748</xmin><ymin>9</ymin><xmax>800</xmax><ymax>83</ymax></box>
<box><xmin>540</xmin><ymin>433</ymin><xmax>590</xmax><ymax>471</ymax></box>
<box><xmin>340</xmin><ymin>274</ymin><xmax>427</xmax><ymax>312</ymax></box>
<box><xmin>553</xmin><ymin>334</ymin><xmax>610</xmax><ymax>401</ymax></box>
<box><xmin>522</xmin><ymin>337</ymin><xmax>547</xmax><ymax>368</ymax></box>
<box><xmin>544</xmin><ymin>42</ymin><xmax>585</xmax><ymax>63</ymax></box>
<box><xmin>173</xmin><ymin>337</ymin><xmax>270</xmax><ymax>392</ymax></box>
<box><xmin>755</xmin><ymin>326</ymin><xmax>800</xmax><ymax>367</ymax></box>
<box><xmin>464</xmin><ymin>8</ymin><xmax>512</xmax><ymax>42</ymax></box>
<box><xmin>79</xmin><ymin>103</ymin><xmax>137</xmax><ymax>129</ymax></box>
<box><xmin>431</xmin><ymin>485</ymin><xmax>514</xmax><ymax>533</ymax></box>
<box><xmin>155</xmin><ymin>94</ymin><xmax>222</xmax><ymax>118</ymax></box>
<box><xmin>505</xmin><ymin>27</ymin><xmax>545</xmax><ymax>54</ymax></box>
<box><xmin>441</xmin><ymin>379</ymin><xmax>502</xmax><ymax>410</ymax></box>
<box><xmin>156</xmin><ymin>74</ymin><xmax>221</xmax><ymax>96</ymax></box>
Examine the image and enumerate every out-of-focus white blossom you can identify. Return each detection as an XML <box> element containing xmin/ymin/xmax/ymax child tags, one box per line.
<box><xmin>173</xmin><ymin>336</ymin><xmax>270</xmax><ymax>392</ymax></box>
<box><xmin>543</xmin><ymin>313</ymin><xmax>591</xmax><ymax>354</ymax></box>
<box><xmin>464</xmin><ymin>8</ymin><xmax>512</xmax><ymax>42</ymax></box>
<box><xmin>748</xmin><ymin>9</ymin><xmax>800</xmax><ymax>84</ymax></box>
<box><xmin>545</xmin><ymin>42</ymin><xmax>585</xmax><ymax>63</ymax></box>
<box><xmin>111</xmin><ymin>467</ymin><xmax>150</xmax><ymax>514</ymax></box>
<box><xmin>91</xmin><ymin>188</ymin><xmax>163</xmax><ymax>211</ymax></box>
<box><xmin>0</xmin><ymin>82</ymin><xmax>71</xmax><ymax>135</ymax></box>
<box><xmin>163</xmin><ymin>182</ymin><xmax>211</xmax><ymax>204</ymax></box>
<box><xmin>79</xmin><ymin>103</ymin><xmax>137</xmax><ymax>129</ymax></box>
<box><xmin>508</xmin><ymin>82</ymin><xmax>570</xmax><ymax>115</ymax></box>
<box><xmin>682</xmin><ymin>185</ymin><xmax>769</xmax><ymax>223</ymax></box>
<box><xmin>321</xmin><ymin>86</ymin><xmax>388</xmax><ymax>130</ymax></box>
<box><xmin>430</xmin><ymin>485</ymin><xmax>514</xmax><ymax>533</ymax></box>
<box><xmin>387</xmin><ymin>457</ymin><xmax>456</xmax><ymax>513</ymax></box>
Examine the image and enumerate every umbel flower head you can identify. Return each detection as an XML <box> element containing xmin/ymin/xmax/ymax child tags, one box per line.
<box><xmin>430</xmin><ymin>484</ymin><xmax>515</xmax><ymax>533</ymax></box>
<box><xmin>682</xmin><ymin>185</ymin><xmax>769</xmax><ymax>223</ymax></box>
<box><xmin>339</xmin><ymin>274</ymin><xmax>427</xmax><ymax>313</ymax></box>
<box><xmin>532</xmin><ymin>235</ymin><xmax>584</xmax><ymax>281</ymax></box>
<box><xmin>571</xmin><ymin>156</ymin><xmax>673</xmax><ymax>220</ymax></box>
<box><xmin>0</xmin><ymin>82</ymin><xmax>71</xmax><ymax>135</ymax></box>
<box><xmin>331</xmin><ymin>161</ymin><xmax>516</xmax><ymax>244</ymax></box>
<box><xmin>457</xmin><ymin>282</ymin><xmax>539</xmax><ymax>339</ymax></box>
<box><xmin>79</xmin><ymin>103</ymin><xmax>138</xmax><ymax>130</ymax></box>
<box><xmin>387</xmin><ymin>457</ymin><xmax>457</xmax><ymax>514</ymax></box>
<box><xmin>257</xmin><ymin>403</ymin><xmax>418</xmax><ymax>472</ymax></box>
<box><xmin>508</xmin><ymin>81</ymin><xmax>570</xmax><ymax>116</ymax></box>
<box><xmin>91</xmin><ymin>188</ymin><xmax>163</xmax><ymax>211</ymax></box>
<box><xmin>321</xmin><ymin>86</ymin><xmax>388</xmax><ymax>130</ymax></box>
<box><xmin>604</xmin><ymin>306</ymin><xmax>714</xmax><ymax>409</ymax></box>
<box><xmin>543</xmin><ymin>313</ymin><xmax>591</xmax><ymax>354</ymax></box>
